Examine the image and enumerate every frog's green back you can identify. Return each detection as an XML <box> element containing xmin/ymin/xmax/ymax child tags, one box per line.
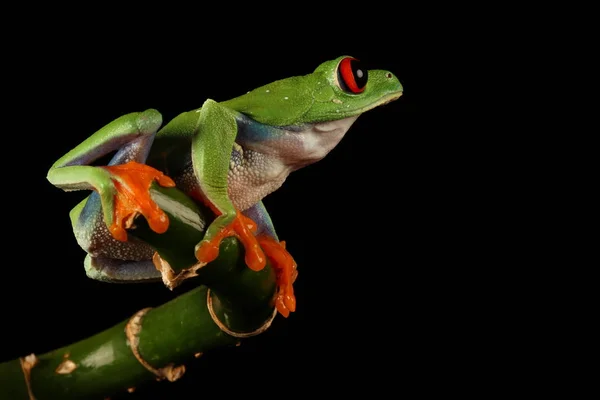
<box><xmin>221</xmin><ymin>75</ymin><xmax>317</xmax><ymax>126</ymax></box>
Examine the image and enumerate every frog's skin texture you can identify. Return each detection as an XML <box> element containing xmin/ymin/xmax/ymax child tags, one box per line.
<box><xmin>47</xmin><ymin>56</ymin><xmax>403</xmax><ymax>317</ymax></box>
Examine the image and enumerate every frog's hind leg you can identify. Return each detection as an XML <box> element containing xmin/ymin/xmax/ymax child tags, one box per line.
<box><xmin>49</xmin><ymin>109</ymin><xmax>175</xmax><ymax>244</ymax></box>
<box><xmin>65</xmin><ymin>111</ymin><xmax>167</xmax><ymax>283</ymax></box>
<box><xmin>71</xmin><ymin>193</ymin><xmax>161</xmax><ymax>283</ymax></box>
<box><xmin>84</xmin><ymin>255</ymin><xmax>160</xmax><ymax>283</ymax></box>
<box><xmin>243</xmin><ymin>201</ymin><xmax>298</xmax><ymax>317</ymax></box>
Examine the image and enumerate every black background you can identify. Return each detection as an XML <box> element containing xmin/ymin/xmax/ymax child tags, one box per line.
<box><xmin>1</xmin><ymin>23</ymin><xmax>473</xmax><ymax>399</ymax></box>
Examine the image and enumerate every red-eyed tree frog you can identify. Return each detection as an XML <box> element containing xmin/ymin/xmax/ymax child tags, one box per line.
<box><xmin>47</xmin><ymin>56</ymin><xmax>403</xmax><ymax>317</ymax></box>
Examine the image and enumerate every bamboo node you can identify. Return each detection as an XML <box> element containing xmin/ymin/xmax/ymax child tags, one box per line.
<box><xmin>158</xmin><ymin>363</ymin><xmax>186</xmax><ymax>382</ymax></box>
<box><xmin>125</xmin><ymin>307</ymin><xmax>186</xmax><ymax>382</ymax></box>
<box><xmin>206</xmin><ymin>289</ymin><xmax>278</xmax><ymax>338</ymax></box>
<box><xmin>19</xmin><ymin>353</ymin><xmax>38</xmax><ymax>400</ymax></box>
<box><xmin>153</xmin><ymin>252</ymin><xmax>207</xmax><ymax>290</ymax></box>
<box><xmin>55</xmin><ymin>359</ymin><xmax>77</xmax><ymax>374</ymax></box>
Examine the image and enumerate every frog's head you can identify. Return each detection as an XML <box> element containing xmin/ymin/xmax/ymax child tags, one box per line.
<box><xmin>302</xmin><ymin>55</ymin><xmax>404</xmax><ymax>123</ymax></box>
<box><xmin>223</xmin><ymin>55</ymin><xmax>403</xmax><ymax>127</ymax></box>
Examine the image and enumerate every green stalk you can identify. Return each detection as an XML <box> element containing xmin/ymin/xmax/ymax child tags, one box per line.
<box><xmin>0</xmin><ymin>185</ymin><xmax>278</xmax><ymax>399</ymax></box>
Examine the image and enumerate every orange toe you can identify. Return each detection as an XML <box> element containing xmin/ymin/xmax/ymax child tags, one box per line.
<box><xmin>193</xmin><ymin>208</ymin><xmax>297</xmax><ymax>318</ymax></box>
<box><xmin>257</xmin><ymin>235</ymin><xmax>297</xmax><ymax>317</ymax></box>
<box><xmin>101</xmin><ymin>161</ymin><xmax>175</xmax><ymax>241</ymax></box>
<box><xmin>195</xmin><ymin>211</ymin><xmax>266</xmax><ymax>271</ymax></box>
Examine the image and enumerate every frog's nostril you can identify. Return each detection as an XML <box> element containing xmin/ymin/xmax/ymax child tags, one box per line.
<box><xmin>386</xmin><ymin>72</ymin><xmax>393</xmax><ymax>79</ymax></box>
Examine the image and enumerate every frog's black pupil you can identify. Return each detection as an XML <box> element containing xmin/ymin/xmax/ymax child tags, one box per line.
<box><xmin>351</xmin><ymin>59</ymin><xmax>368</xmax><ymax>89</ymax></box>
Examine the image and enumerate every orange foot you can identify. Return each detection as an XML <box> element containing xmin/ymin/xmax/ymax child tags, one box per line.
<box><xmin>101</xmin><ymin>161</ymin><xmax>176</xmax><ymax>241</ymax></box>
<box><xmin>257</xmin><ymin>236</ymin><xmax>298</xmax><ymax>318</ymax></box>
<box><xmin>195</xmin><ymin>211</ymin><xmax>266</xmax><ymax>271</ymax></box>
<box><xmin>195</xmin><ymin>211</ymin><xmax>297</xmax><ymax>318</ymax></box>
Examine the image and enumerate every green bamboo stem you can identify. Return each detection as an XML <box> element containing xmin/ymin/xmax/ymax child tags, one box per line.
<box><xmin>0</xmin><ymin>185</ymin><xmax>278</xmax><ymax>399</ymax></box>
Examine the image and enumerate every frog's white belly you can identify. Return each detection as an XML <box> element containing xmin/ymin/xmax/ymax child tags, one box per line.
<box><xmin>226</xmin><ymin>146</ymin><xmax>290</xmax><ymax>211</ymax></box>
<box><xmin>175</xmin><ymin>115</ymin><xmax>359</xmax><ymax>211</ymax></box>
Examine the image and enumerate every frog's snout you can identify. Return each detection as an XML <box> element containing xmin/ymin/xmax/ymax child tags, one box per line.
<box><xmin>385</xmin><ymin>71</ymin><xmax>404</xmax><ymax>95</ymax></box>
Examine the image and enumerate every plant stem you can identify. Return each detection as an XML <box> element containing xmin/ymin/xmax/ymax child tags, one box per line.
<box><xmin>0</xmin><ymin>186</ymin><xmax>278</xmax><ymax>399</ymax></box>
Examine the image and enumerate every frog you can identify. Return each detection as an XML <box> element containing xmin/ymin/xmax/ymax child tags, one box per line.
<box><xmin>47</xmin><ymin>55</ymin><xmax>404</xmax><ymax>318</ymax></box>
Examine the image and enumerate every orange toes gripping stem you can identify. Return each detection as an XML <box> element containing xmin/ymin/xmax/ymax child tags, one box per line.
<box><xmin>257</xmin><ymin>236</ymin><xmax>298</xmax><ymax>318</ymax></box>
<box><xmin>194</xmin><ymin>209</ymin><xmax>298</xmax><ymax>318</ymax></box>
<box><xmin>195</xmin><ymin>211</ymin><xmax>267</xmax><ymax>272</ymax></box>
<box><xmin>101</xmin><ymin>161</ymin><xmax>176</xmax><ymax>241</ymax></box>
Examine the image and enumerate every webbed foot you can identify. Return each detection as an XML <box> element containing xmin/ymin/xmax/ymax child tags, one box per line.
<box><xmin>101</xmin><ymin>161</ymin><xmax>175</xmax><ymax>241</ymax></box>
<box><xmin>195</xmin><ymin>211</ymin><xmax>297</xmax><ymax>317</ymax></box>
<box><xmin>257</xmin><ymin>236</ymin><xmax>298</xmax><ymax>318</ymax></box>
<box><xmin>195</xmin><ymin>211</ymin><xmax>266</xmax><ymax>271</ymax></box>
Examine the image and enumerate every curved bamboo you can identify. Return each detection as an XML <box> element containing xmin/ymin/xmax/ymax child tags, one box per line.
<box><xmin>0</xmin><ymin>185</ymin><xmax>279</xmax><ymax>399</ymax></box>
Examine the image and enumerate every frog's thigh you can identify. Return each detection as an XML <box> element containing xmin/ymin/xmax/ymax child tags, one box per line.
<box><xmin>84</xmin><ymin>255</ymin><xmax>160</xmax><ymax>283</ymax></box>
<box><xmin>71</xmin><ymin>193</ymin><xmax>160</xmax><ymax>282</ymax></box>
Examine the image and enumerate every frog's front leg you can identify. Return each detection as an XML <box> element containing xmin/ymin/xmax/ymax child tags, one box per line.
<box><xmin>47</xmin><ymin>110</ymin><xmax>175</xmax><ymax>282</ymax></box>
<box><xmin>189</xmin><ymin>100</ymin><xmax>265</xmax><ymax>270</ymax></box>
<box><xmin>188</xmin><ymin>100</ymin><xmax>297</xmax><ymax>316</ymax></box>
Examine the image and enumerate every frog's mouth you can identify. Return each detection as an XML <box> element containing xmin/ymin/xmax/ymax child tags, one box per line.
<box><xmin>321</xmin><ymin>90</ymin><xmax>404</xmax><ymax>121</ymax></box>
<box><xmin>355</xmin><ymin>91</ymin><xmax>403</xmax><ymax>114</ymax></box>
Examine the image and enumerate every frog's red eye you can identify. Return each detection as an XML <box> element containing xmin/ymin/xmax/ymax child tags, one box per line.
<box><xmin>337</xmin><ymin>57</ymin><xmax>368</xmax><ymax>94</ymax></box>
